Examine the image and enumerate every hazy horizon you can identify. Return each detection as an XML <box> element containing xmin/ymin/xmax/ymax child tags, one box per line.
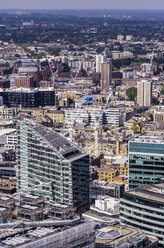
<box><xmin>1</xmin><ymin>0</ymin><xmax>164</xmax><ymax>10</ymax></box>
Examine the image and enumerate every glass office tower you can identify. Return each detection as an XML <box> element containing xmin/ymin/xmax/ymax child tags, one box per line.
<box><xmin>17</xmin><ymin>120</ymin><xmax>90</xmax><ymax>207</ymax></box>
<box><xmin>128</xmin><ymin>132</ymin><xmax>164</xmax><ymax>190</ymax></box>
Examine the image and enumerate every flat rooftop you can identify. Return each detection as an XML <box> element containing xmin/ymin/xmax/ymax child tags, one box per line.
<box><xmin>128</xmin><ymin>184</ymin><xmax>164</xmax><ymax>203</ymax></box>
<box><xmin>130</xmin><ymin>131</ymin><xmax>164</xmax><ymax>144</ymax></box>
<box><xmin>92</xmin><ymin>180</ymin><xmax>124</xmax><ymax>188</ymax></box>
<box><xmin>0</xmin><ymin>87</ymin><xmax>54</xmax><ymax>93</ymax></box>
<box><xmin>0</xmin><ymin>128</ymin><xmax>16</xmax><ymax>136</ymax></box>
<box><xmin>95</xmin><ymin>224</ymin><xmax>157</xmax><ymax>247</ymax></box>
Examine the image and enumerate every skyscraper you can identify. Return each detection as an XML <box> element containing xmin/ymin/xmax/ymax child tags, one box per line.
<box><xmin>128</xmin><ymin>132</ymin><xmax>164</xmax><ymax>190</ymax></box>
<box><xmin>100</xmin><ymin>61</ymin><xmax>112</xmax><ymax>90</ymax></box>
<box><xmin>17</xmin><ymin>120</ymin><xmax>90</xmax><ymax>207</ymax></box>
<box><xmin>137</xmin><ymin>80</ymin><xmax>152</xmax><ymax>107</ymax></box>
<box><xmin>96</xmin><ymin>54</ymin><xmax>106</xmax><ymax>73</ymax></box>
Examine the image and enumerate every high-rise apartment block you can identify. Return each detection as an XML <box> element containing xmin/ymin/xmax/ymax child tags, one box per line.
<box><xmin>128</xmin><ymin>132</ymin><xmax>164</xmax><ymax>190</ymax></box>
<box><xmin>96</xmin><ymin>54</ymin><xmax>106</xmax><ymax>73</ymax></box>
<box><xmin>137</xmin><ymin>80</ymin><xmax>152</xmax><ymax>106</ymax></box>
<box><xmin>17</xmin><ymin>120</ymin><xmax>90</xmax><ymax>207</ymax></box>
<box><xmin>100</xmin><ymin>61</ymin><xmax>112</xmax><ymax>90</ymax></box>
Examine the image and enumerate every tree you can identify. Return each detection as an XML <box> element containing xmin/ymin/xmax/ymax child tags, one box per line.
<box><xmin>126</xmin><ymin>87</ymin><xmax>137</xmax><ymax>101</ymax></box>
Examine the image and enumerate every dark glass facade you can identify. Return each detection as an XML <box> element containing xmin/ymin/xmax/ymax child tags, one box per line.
<box><xmin>129</xmin><ymin>141</ymin><xmax>164</xmax><ymax>189</ymax></box>
<box><xmin>0</xmin><ymin>90</ymin><xmax>55</xmax><ymax>108</ymax></box>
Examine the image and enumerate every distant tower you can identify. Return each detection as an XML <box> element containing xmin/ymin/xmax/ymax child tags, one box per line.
<box><xmin>100</xmin><ymin>60</ymin><xmax>112</xmax><ymax>90</ymax></box>
<box><xmin>137</xmin><ymin>80</ymin><xmax>152</xmax><ymax>107</ymax></box>
<box><xmin>96</xmin><ymin>54</ymin><xmax>106</xmax><ymax>73</ymax></box>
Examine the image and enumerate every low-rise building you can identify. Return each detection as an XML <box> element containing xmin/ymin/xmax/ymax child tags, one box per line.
<box><xmin>96</xmin><ymin>168</ymin><xmax>118</xmax><ymax>182</ymax></box>
<box><xmin>95</xmin><ymin>224</ymin><xmax>158</xmax><ymax>248</ymax></box>
<box><xmin>91</xmin><ymin>180</ymin><xmax>124</xmax><ymax>200</ymax></box>
<box><xmin>46</xmin><ymin>110</ymin><xmax>64</xmax><ymax>124</ymax></box>
<box><xmin>83</xmin><ymin>196</ymin><xmax>120</xmax><ymax>222</ymax></box>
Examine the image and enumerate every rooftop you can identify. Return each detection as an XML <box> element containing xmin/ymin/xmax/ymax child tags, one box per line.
<box><xmin>95</xmin><ymin>224</ymin><xmax>158</xmax><ymax>247</ymax></box>
<box><xmin>127</xmin><ymin>184</ymin><xmax>164</xmax><ymax>204</ymax></box>
<box><xmin>92</xmin><ymin>180</ymin><xmax>124</xmax><ymax>188</ymax></box>
<box><xmin>25</xmin><ymin>121</ymin><xmax>85</xmax><ymax>159</ymax></box>
<box><xmin>130</xmin><ymin>131</ymin><xmax>164</xmax><ymax>144</ymax></box>
<box><xmin>18</xmin><ymin>67</ymin><xmax>38</xmax><ymax>72</ymax></box>
<box><xmin>0</xmin><ymin>87</ymin><xmax>54</xmax><ymax>93</ymax></box>
<box><xmin>0</xmin><ymin>128</ymin><xmax>16</xmax><ymax>136</ymax></box>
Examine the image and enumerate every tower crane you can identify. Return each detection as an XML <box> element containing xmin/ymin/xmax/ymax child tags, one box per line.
<box><xmin>45</xmin><ymin>56</ymin><xmax>58</xmax><ymax>87</ymax></box>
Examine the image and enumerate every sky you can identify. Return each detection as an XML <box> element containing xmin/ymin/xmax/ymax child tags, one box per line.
<box><xmin>1</xmin><ymin>0</ymin><xmax>164</xmax><ymax>10</ymax></box>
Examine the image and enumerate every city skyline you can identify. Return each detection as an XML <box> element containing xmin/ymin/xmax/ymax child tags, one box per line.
<box><xmin>1</xmin><ymin>0</ymin><xmax>164</xmax><ymax>10</ymax></box>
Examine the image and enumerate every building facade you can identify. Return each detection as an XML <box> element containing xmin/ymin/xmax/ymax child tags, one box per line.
<box><xmin>100</xmin><ymin>61</ymin><xmax>112</xmax><ymax>90</ymax></box>
<box><xmin>137</xmin><ymin>80</ymin><xmax>152</xmax><ymax>107</ymax></box>
<box><xmin>128</xmin><ymin>132</ymin><xmax>164</xmax><ymax>189</ymax></box>
<box><xmin>0</xmin><ymin>88</ymin><xmax>55</xmax><ymax>108</ymax></box>
<box><xmin>120</xmin><ymin>184</ymin><xmax>164</xmax><ymax>247</ymax></box>
<box><xmin>17</xmin><ymin>120</ymin><xmax>90</xmax><ymax>207</ymax></box>
<box><xmin>96</xmin><ymin>54</ymin><xmax>106</xmax><ymax>73</ymax></box>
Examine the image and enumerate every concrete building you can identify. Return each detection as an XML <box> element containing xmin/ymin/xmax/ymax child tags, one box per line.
<box><xmin>154</xmin><ymin>108</ymin><xmax>164</xmax><ymax>123</ymax></box>
<box><xmin>120</xmin><ymin>184</ymin><xmax>164</xmax><ymax>247</ymax></box>
<box><xmin>128</xmin><ymin>132</ymin><xmax>164</xmax><ymax>189</ymax></box>
<box><xmin>90</xmin><ymin>180</ymin><xmax>124</xmax><ymax>200</ymax></box>
<box><xmin>0</xmin><ymin>128</ymin><xmax>17</xmax><ymax>150</ymax></box>
<box><xmin>83</xmin><ymin>196</ymin><xmax>120</xmax><ymax>222</ymax></box>
<box><xmin>96</xmin><ymin>54</ymin><xmax>106</xmax><ymax>73</ymax></box>
<box><xmin>137</xmin><ymin>80</ymin><xmax>152</xmax><ymax>107</ymax></box>
<box><xmin>100</xmin><ymin>61</ymin><xmax>112</xmax><ymax>90</ymax></box>
<box><xmin>112</xmin><ymin>51</ymin><xmax>133</xmax><ymax>60</ymax></box>
<box><xmin>64</xmin><ymin>108</ymin><xmax>89</xmax><ymax>127</ymax></box>
<box><xmin>102</xmin><ymin>107</ymin><xmax>125</xmax><ymax>127</ymax></box>
<box><xmin>0</xmin><ymin>106</ymin><xmax>17</xmax><ymax>120</ymax></box>
<box><xmin>17</xmin><ymin>204</ymin><xmax>43</xmax><ymax>222</ymax></box>
<box><xmin>17</xmin><ymin>120</ymin><xmax>90</xmax><ymax>208</ymax></box>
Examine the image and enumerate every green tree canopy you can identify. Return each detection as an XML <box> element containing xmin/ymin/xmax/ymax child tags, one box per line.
<box><xmin>126</xmin><ymin>87</ymin><xmax>137</xmax><ymax>101</ymax></box>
